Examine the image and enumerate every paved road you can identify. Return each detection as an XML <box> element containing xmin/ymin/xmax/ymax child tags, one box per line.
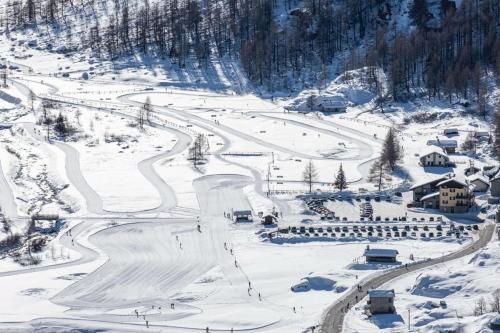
<box><xmin>320</xmin><ymin>222</ymin><xmax>496</xmax><ymax>333</ymax></box>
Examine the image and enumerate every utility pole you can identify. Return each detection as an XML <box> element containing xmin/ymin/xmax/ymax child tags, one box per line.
<box><xmin>408</xmin><ymin>308</ymin><xmax>410</xmax><ymax>331</ymax></box>
<box><xmin>266</xmin><ymin>164</ymin><xmax>271</xmax><ymax>196</ymax></box>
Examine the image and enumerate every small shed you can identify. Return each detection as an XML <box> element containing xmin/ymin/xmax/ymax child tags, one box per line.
<box><xmin>468</xmin><ymin>175</ymin><xmax>489</xmax><ymax>192</ymax></box>
<box><xmin>316</xmin><ymin>96</ymin><xmax>347</xmax><ymax>113</ymax></box>
<box><xmin>261</xmin><ymin>214</ymin><xmax>277</xmax><ymax>225</ymax></box>
<box><xmin>368</xmin><ymin>289</ymin><xmax>395</xmax><ymax>315</ymax></box>
<box><xmin>427</xmin><ymin>139</ymin><xmax>458</xmax><ymax>154</ymax></box>
<box><xmin>443</xmin><ymin>128</ymin><xmax>458</xmax><ymax>136</ymax></box>
<box><xmin>491</xmin><ymin>173</ymin><xmax>500</xmax><ymax>197</ymax></box>
<box><xmin>364</xmin><ymin>248</ymin><xmax>398</xmax><ymax>263</ymax></box>
<box><xmin>233</xmin><ymin>210</ymin><xmax>252</xmax><ymax>222</ymax></box>
<box><xmin>473</xmin><ymin>131</ymin><xmax>489</xmax><ymax>140</ymax></box>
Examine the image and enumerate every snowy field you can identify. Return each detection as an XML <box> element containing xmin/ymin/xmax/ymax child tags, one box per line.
<box><xmin>0</xmin><ymin>34</ymin><xmax>498</xmax><ymax>333</ymax></box>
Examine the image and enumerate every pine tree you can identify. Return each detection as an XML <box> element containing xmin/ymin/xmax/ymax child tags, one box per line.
<box><xmin>54</xmin><ymin>112</ymin><xmax>68</xmax><ymax>137</ymax></box>
<box><xmin>143</xmin><ymin>96</ymin><xmax>153</xmax><ymax>123</ymax></box>
<box><xmin>381</xmin><ymin>128</ymin><xmax>402</xmax><ymax>171</ymax></box>
<box><xmin>367</xmin><ymin>159</ymin><xmax>392</xmax><ymax>191</ymax></box>
<box><xmin>334</xmin><ymin>163</ymin><xmax>347</xmax><ymax>191</ymax></box>
<box><xmin>303</xmin><ymin>160</ymin><xmax>318</xmax><ymax>193</ymax></box>
<box><xmin>409</xmin><ymin>0</ymin><xmax>429</xmax><ymax>29</ymax></box>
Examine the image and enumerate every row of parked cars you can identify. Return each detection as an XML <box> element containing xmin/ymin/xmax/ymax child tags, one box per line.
<box><xmin>306</xmin><ymin>200</ymin><xmax>334</xmax><ymax>218</ymax></box>
<box><xmin>278</xmin><ymin>224</ymin><xmax>478</xmax><ymax>239</ymax></box>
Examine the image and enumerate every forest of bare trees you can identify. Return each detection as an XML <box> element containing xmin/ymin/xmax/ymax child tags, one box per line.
<box><xmin>1</xmin><ymin>0</ymin><xmax>499</xmax><ymax>101</ymax></box>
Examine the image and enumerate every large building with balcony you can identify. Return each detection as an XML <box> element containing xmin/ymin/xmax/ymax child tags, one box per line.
<box><xmin>437</xmin><ymin>178</ymin><xmax>474</xmax><ymax>214</ymax></box>
<box><xmin>410</xmin><ymin>176</ymin><xmax>474</xmax><ymax>213</ymax></box>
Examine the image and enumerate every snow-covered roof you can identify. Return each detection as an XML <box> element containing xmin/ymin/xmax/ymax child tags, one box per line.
<box><xmin>419</xmin><ymin>147</ymin><xmax>448</xmax><ymax>159</ymax></box>
<box><xmin>410</xmin><ymin>176</ymin><xmax>448</xmax><ymax>190</ymax></box>
<box><xmin>368</xmin><ymin>289</ymin><xmax>395</xmax><ymax>298</ymax></box>
<box><xmin>468</xmin><ymin>175</ymin><xmax>489</xmax><ymax>185</ymax></box>
<box><xmin>420</xmin><ymin>192</ymin><xmax>439</xmax><ymax>201</ymax></box>
<box><xmin>474</xmin><ymin>131</ymin><xmax>489</xmax><ymax>137</ymax></box>
<box><xmin>427</xmin><ymin>139</ymin><xmax>457</xmax><ymax>148</ymax></box>
<box><xmin>437</xmin><ymin>178</ymin><xmax>468</xmax><ymax>188</ymax></box>
<box><xmin>364</xmin><ymin>249</ymin><xmax>398</xmax><ymax>258</ymax></box>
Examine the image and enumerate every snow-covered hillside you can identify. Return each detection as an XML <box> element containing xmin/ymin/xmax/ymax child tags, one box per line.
<box><xmin>0</xmin><ymin>2</ymin><xmax>499</xmax><ymax>331</ymax></box>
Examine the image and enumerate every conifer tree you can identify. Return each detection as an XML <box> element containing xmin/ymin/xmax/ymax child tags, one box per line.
<box><xmin>367</xmin><ymin>159</ymin><xmax>392</xmax><ymax>191</ymax></box>
<box><xmin>381</xmin><ymin>128</ymin><xmax>402</xmax><ymax>171</ymax></box>
<box><xmin>334</xmin><ymin>163</ymin><xmax>347</xmax><ymax>191</ymax></box>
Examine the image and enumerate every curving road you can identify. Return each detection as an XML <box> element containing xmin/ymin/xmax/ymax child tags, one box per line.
<box><xmin>118</xmin><ymin>93</ymin><xmax>369</xmax><ymax>161</ymax></box>
<box><xmin>12</xmin><ymin>79</ymin><xmax>193</xmax><ymax>215</ymax></box>
<box><xmin>320</xmin><ymin>222</ymin><xmax>496</xmax><ymax>333</ymax></box>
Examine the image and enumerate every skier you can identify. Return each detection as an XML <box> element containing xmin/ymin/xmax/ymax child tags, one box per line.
<box><xmin>234</xmin><ymin>260</ymin><xmax>238</xmax><ymax>267</ymax></box>
<box><xmin>258</xmin><ymin>293</ymin><xmax>261</xmax><ymax>301</ymax></box>
<box><xmin>224</xmin><ymin>242</ymin><xmax>227</xmax><ymax>250</ymax></box>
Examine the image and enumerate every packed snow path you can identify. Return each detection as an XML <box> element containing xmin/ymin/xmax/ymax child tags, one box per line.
<box><xmin>319</xmin><ymin>222</ymin><xmax>496</xmax><ymax>333</ymax></box>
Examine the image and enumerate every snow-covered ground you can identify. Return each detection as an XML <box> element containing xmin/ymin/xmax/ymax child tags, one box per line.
<box><xmin>0</xmin><ymin>35</ymin><xmax>498</xmax><ymax>333</ymax></box>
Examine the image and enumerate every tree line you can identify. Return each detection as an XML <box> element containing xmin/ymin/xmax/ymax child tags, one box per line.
<box><xmin>2</xmin><ymin>0</ymin><xmax>499</xmax><ymax>102</ymax></box>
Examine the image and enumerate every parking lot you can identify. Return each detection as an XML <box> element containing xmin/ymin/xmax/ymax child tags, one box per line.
<box><xmin>273</xmin><ymin>223</ymin><xmax>479</xmax><ymax>240</ymax></box>
<box><xmin>304</xmin><ymin>194</ymin><xmax>449</xmax><ymax>224</ymax></box>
